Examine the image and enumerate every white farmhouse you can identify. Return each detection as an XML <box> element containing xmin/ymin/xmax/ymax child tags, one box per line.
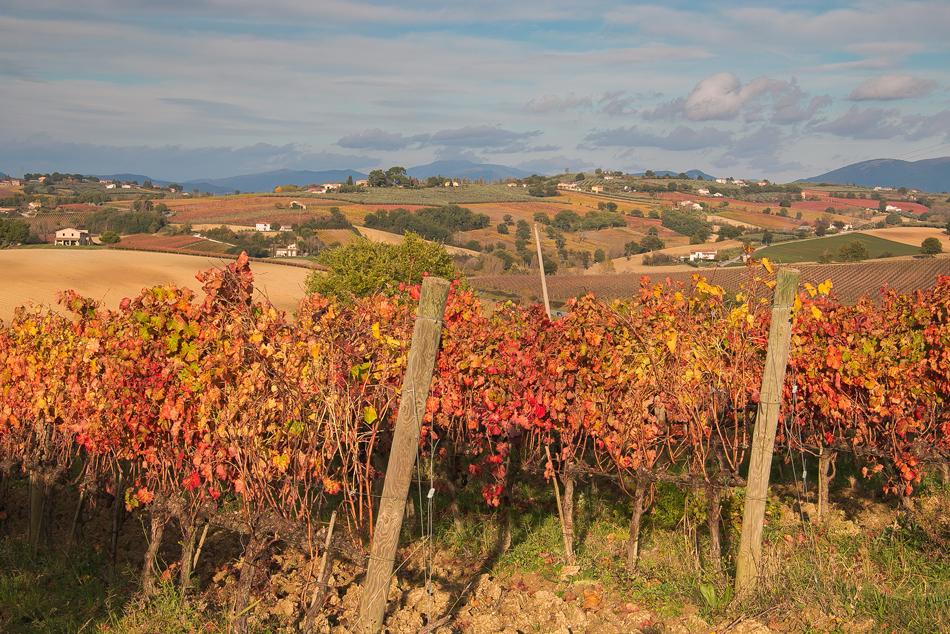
<box><xmin>274</xmin><ymin>243</ymin><xmax>299</xmax><ymax>257</ymax></box>
<box><xmin>697</xmin><ymin>188</ymin><xmax>710</xmax><ymax>196</ymax></box>
<box><xmin>885</xmin><ymin>204</ymin><xmax>902</xmax><ymax>213</ymax></box>
<box><xmin>591</xmin><ymin>185</ymin><xmax>605</xmax><ymax>193</ymax></box>
<box><xmin>689</xmin><ymin>250</ymin><xmax>717</xmax><ymax>262</ymax></box>
<box><xmin>55</xmin><ymin>228</ymin><xmax>91</xmax><ymax>246</ymax></box>
<box><xmin>255</xmin><ymin>222</ymin><xmax>272</xmax><ymax>232</ymax></box>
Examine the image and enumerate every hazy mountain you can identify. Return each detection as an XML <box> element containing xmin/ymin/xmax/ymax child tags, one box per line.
<box><xmin>801</xmin><ymin>157</ymin><xmax>950</xmax><ymax>192</ymax></box>
<box><xmin>183</xmin><ymin>169</ymin><xmax>367</xmax><ymax>194</ymax></box>
<box><xmin>97</xmin><ymin>173</ymin><xmax>169</xmax><ymax>185</ymax></box>
<box><xmin>406</xmin><ymin>159</ymin><xmax>530</xmax><ymax>181</ymax></box>
<box><xmin>632</xmin><ymin>169</ymin><xmax>718</xmax><ymax>180</ymax></box>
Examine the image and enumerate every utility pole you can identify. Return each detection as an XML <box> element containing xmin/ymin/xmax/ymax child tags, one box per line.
<box><xmin>533</xmin><ymin>223</ymin><xmax>551</xmax><ymax>318</ymax></box>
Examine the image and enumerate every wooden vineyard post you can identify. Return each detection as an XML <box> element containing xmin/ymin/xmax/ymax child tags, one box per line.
<box><xmin>533</xmin><ymin>224</ymin><xmax>552</xmax><ymax>318</ymax></box>
<box><xmin>735</xmin><ymin>268</ymin><xmax>799</xmax><ymax>595</ymax></box>
<box><xmin>357</xmin><ymin>276</ymin><xmax>450</xmax><ymax>634</ymax></box>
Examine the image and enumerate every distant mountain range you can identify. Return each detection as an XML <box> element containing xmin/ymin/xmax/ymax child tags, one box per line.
<box><xmin>632</xmin><ymin>169</ymin><xmax>718</xmax><ymax>180</ymax></box>
<box><xmin>90</xmin><ymin>161</ymin><xmax>533</xmax><ymax>193</ymax></box>
<box><xmin>406</xmin><ymin>159</ymin><xmax>530</xmax><ymax>181</ymax></box>
<box><xmin>802</xmin><ymin>157</ymin><xmax>950</xmax><ymax>192</ymax></box>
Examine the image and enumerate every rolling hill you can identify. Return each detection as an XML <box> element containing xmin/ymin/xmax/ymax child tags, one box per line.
<box><xmin>632</xmin><ymin>169</ymin><xmax>718</xmax><ymax>180</ymax></box>
<box><xmin>406</xmin><ymin>159</ymin><xmax>530</xmax><ymax>181</ymax></box>
<box><xmin>802</xmin><ymin>157</ymin><xmax>950</xmax><ymax>192</ymax></box>
<box><xmin>184</xmin><ymin>169</ymin><xmax>368</xmax><ymax>194</ymax></box>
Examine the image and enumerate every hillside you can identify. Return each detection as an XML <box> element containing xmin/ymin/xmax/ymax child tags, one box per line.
<box><xmin>632</xmin><ymin>169</ymin><xmax>718</xmax><ymax>180</ymax></box>
<box><xmin>406</xmin><ymin>159</ymin><xmax>530</xmax><ymax>181</ymax></box>
<box><xmin>802</xmin><ymin>157</ymin><xmax>950</xmax><ymax>192</ymax></box>
<box><xmin>184</xmin><ymin>169</ymin><xmax>368</xmax><ymax>194</ymax></box>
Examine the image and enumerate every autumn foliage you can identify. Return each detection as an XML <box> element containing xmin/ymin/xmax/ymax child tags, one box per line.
<box><xmin>0</xmin><ymin>253</ymin><xmax>947</xmax><ymax>603</ymax></box>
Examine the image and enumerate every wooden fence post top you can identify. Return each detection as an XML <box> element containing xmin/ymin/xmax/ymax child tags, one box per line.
<box><xmin>773</xmin><ymin>269</ymin><xmax>800</xmax><ymax>307</ymax></box>
<box><xmin>418</xmin><ymin>277</ymin><xmax>451</xmax><ymax>318</ymax></box>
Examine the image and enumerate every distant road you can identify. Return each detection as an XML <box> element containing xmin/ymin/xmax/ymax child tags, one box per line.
<box><xmin>0</xmin><ymin>249</ymin><xmax>311</xmax><ymax>321</ymax></box>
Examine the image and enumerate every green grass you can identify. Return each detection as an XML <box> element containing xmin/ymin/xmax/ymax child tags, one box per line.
<box><xmin>756</xmin><ymin>232</ymin><xmax>920</xmax><ymax>263</ymax></box>
<box><xmin>0</xmin><ymin>537</ymin><xmax>127</xmax><ymax>633</ymax></box>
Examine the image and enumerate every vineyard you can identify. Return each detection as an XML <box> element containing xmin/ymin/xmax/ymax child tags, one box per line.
<box><xmin>0</xmin><ymin>254</ymin><xmax>948</xmax><ymax>631</ymax></box>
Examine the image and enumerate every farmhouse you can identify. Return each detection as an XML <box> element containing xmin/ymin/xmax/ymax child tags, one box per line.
<box><xmin>557</xmin><ymin>182</ymin><xmax>579</xmax><ymax>191</ymax></box>
<box><xmin>27</xmin><ymin>201</ymin><xmax>41</xmax><ymax>211</ymax></box>
<box><xmin>255</xmin><ymin>222</ymin><xmax>272</xmax><ymax>232</ymax></box>
<box><xmin>121</xmin><ymin>184</ymin><xmax>132</xmax><ymax>189</ymax></box>
<box><xmin>590</xmin><ymin>185</ymin><xmax>605</xmax><ymax>193</ymax></box>
<box><xmin>885</xmin><ymin>204</ymin><xmax>902</xmax><ymax>213</ymax></box>
<box><xmin>688</xmin><ymin>250</ymin><xmax>717</xmax><ymax>262</ymax></box>
<box><xmin>289</xmin><ymin>200</ymin><xmax>307</xmax><ymax>210</ymax></box>
<box><xmin>712</xmin><ymin>192</ymin><xmax>724</xmax><ymax>198</ymax></box>
<box><xmin>697</xmin><ymin>188</ymin><xmax>710</xmax><ymax>195</ymax></box>
<box><xmin>715</xmin><ymin>178</ymin><xmax>728</xmax><ymax>184</ymax></box>
<box><xmin>354</xmin><ymin>179</ymin><xmax>368</xmax><ymax>187</ymax></box>
<box><xmin>55</xmin><ymin>228</ymin><xmax>90</xmax><ymax>246</ymax></box>
<box><xmin>274</xmin><ymin>243</ymin><xmax>299</xmax><ymax>258</ymax></box>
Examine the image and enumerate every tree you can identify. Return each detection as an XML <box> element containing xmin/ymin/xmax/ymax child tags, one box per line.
<box><xmin>574</xmin><ymin>173</ymin><xmax>586</xmax><ymax>182</ymax></box>
<box><xmin>838</xmin><ymin>240</ymin><xmax>869</xmax><ymax>262</ymax></box>
<box><xmin>347</xmin><ymin>175</ymin><xmax>354</xmax><ymax>186</ymax></box>
<box><xmin>307</xmin><ymin>233</ymin><xmax>455</xmax><ymax>299</ymax></box>
<box><xmin>593</xmin><ymin>248</ymin><xmax>606</xmax><ymax>263</ymax></box>
<box><xmin>762</xmin><ymin>229</ymin><xmax>774</xmax><ymax>245</ymax></box>
<box><xmin>921</xmin><ymin>237</ymin><xmax>942</xmax><ymax>254</ymax></box>
<box><xmin>99</xmin><ymin>230</ymin><xmax>121</xmax><ymax>244</ymax></box>
<box><xmin>815</xmin><ymin>218</ymin><xmax>830</xmax><ymax>236</ymax></box>
<box><xmin>885</xmin><ymin>212</ymin><xmax>902</xmax><ymax>225</ymax></box>
<box><xmin>497</xmin><ymin>223</ymin><xmax>509</xmax><ymax>234</ymax></box>
<box><xmin>644</xmin><ymin>170</ymin><xmax>656</xmax><ymax>178</ymax></box>
<box><xmin>367</xmin><ymin>169</ymin><xmax>388</xmax><ymax>187</ymax></box>
<box><xmin>0</xmin><ymin>218</ymin><xmax>31</xmax><ymax>247</ymax></box>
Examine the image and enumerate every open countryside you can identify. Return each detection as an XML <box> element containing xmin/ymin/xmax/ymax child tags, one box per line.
<box><xmin>3</xmin><ymin>2</ymin><xmax>950</xmax><ymax>633</ymax></box>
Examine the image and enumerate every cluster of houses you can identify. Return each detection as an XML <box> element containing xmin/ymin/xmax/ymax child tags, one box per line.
<box><xmin>678</xmin><ymin>200</ymin><xmax>704</xmax><ymax>211</ymax></box>
<box><xmin>1</xmin><ymin>178</ymin><xmax>21</xmax><ymax>187</ymax></box>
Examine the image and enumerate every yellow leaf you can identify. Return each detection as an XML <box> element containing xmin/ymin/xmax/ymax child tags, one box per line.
<box><xmin>363</xmin><ymin>405</ymin><xmax>378</xmax><ymax>423</ymax></box>
<box><xmin>761</xmin><ymin>257</ymin><xmax>774</xmax><ymax>274</ymax></box>
<box><xmin>818</xmin><ymin>279</ymin><xmax>833</xmax><ymax>296</ymax></box>
<box><xmin>272</xmin><ymin>452</ymin><xmax>290</xmax><ymax>473</ymax></box>
<box><xmin>803</xmin><ymin>282</ymin><xmax>817</xmax><ymax>298</ymax></box>
<box><xmin>793</xmin><ymin>296</ymin><xmax>802</xmax><ymax>313</ymax></box>
<box><xmin>666</xmin><ymin>331</ymin><xmax>677</xmax><ymax>354</ymax></box>
<box><xmin>810</xmin><ymin>305</ymin><xmax>822</xmax><ymax>320</ymax></box>
<box><xmin>371</xmin><ymin>322</ymin><xmax>381</xmax><ymax>340</ymax></box>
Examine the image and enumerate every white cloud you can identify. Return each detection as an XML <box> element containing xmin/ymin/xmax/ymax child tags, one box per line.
<box><xmin>848</xmin><ymin>75</ymin><xmax>937</xmax><ymax>101</ymax></box>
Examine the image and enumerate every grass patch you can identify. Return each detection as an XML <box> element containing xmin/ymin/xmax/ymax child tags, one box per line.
<box><xmin>756</xmin><ymin>232</ymin><xmax>919</xmax><ymax>263</ymax></box>
<box><xmin>0</xmin><ymin>537</ymin><xmax>127</xmax><ymax>633</ymax></box>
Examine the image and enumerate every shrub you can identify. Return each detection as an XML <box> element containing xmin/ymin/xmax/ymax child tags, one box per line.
<box><xmin>922</xmin><ymin>237</ymin><xmax>942</xmax><ymax>254</ymax></box>
<box><xmin>307</xmin><ymin>232</ymin><xmax>456</xmax><ymax>298</ymax></box>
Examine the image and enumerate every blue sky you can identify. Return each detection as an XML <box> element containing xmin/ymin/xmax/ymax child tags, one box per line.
<box><xmin>1</xmin><ymin>0</ymin><xmax>948</xmax><ymax>181</ymax></box>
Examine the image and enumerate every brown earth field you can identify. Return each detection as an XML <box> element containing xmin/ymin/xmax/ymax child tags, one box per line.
<box><xmin>0</xmin><ymin>249</ymin><xmax>311</xmax><ymax>321</ymax></box>
<box><xmin>861</xmin><ymin>226</ymin><xmax>950</xmax><ymax>249</ymax></box>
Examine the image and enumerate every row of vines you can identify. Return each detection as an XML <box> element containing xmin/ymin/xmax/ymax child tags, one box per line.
<box><xmin>0</xmin><ymin>253</ymin><xmax>948</xmax><ymax>629</ymax></box>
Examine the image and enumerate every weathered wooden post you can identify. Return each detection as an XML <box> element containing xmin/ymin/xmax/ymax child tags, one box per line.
<box><xmin>533</xmin><ymin>224</ymin><xmax>552</xmax><ymax>318</ymax></box>
<box><xmin>357</xmin><ymin>276</ymin><xmax>450</xmax><ymax>634</ymax></box>
<box><xmin>735</xmin><ymin>268</ymin><xmax>799</xmax><ymax>595</ymax></box>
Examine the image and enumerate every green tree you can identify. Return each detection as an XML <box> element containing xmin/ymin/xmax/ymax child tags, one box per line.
<box><xmin>593</xmin><ymin>248</ymin><xmax>606</xmax><ymax>263</ymax></box>
<box><xmin>306</xmin><ymin>232</ymin><xmax>455</xmax><ymax>299</ymax></box>
<box><xmin>0</xmin><ymin>218</ymin><xmax>31</xmax><ymax>247</ymax></box>
<box><xmin>921</xmin><ymin>237</ymin><xmax>942</xmax><ymax>254</ymax></box>
<box><xmin>885</xmin><ymin>212</ymin><xmax>902</xmax><ymax>225</ymax></box>
<box><xmin>496</xmin><ymin>223</ymin><xmax>509</xmax><ymax>234</ymax></box>
<box><xmin>99</xmin><ymin>230</ymin><xmax>121</xmax><ymax>244</ymax></box>
<box><xmin>574</xmin><ymin>172</ymin><xmax>586</xmax><ymax>181</ymax></box>
<box><xmin>838</xmin><ymin>240</ymin><xmax>869</xmax><ymax>262</ymax></box>
<box><xmin>762</xmin><ymin>229</ymin><xmax>774</xmax><ymax>245</ymax></box>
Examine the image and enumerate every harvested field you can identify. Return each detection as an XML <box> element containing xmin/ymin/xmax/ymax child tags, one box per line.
<box><xmin>161</xmin><ymin>195</ymin><xmax>339</xmax><ymax>225</ymax></box>
<box><xmin>112</xmin><ymin>233</ymin><xmax>234</xmax><ymax>255</ymax></box>
<box><xmin>315</xmin><ymin>228</ymin><xmax>361</xmax><ymax>246</ymax></box>
<box><xmin>471</xmin><ymin>258</ymin><xmax>950</xmax><ymax>305</ymax></box>
<box><xmin>0</xmin><ymin>249</ymin><xmax>310</xmax><ymax>321</ymax></box>
<box><xmin>318</xmin><ymin>184</ymin><xmax>539</xmax><ymax>205</ymax></box>
<box><xmin>861</xmin><ymin>226</ymin><xmax>950</xmax><ymax>249</ymax></box>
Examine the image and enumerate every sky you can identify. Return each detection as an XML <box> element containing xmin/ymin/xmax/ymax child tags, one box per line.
<box><xmin>1</xmin><ymin>0</ymin><xmax>949</xmax><ymax>182</ymax></box>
